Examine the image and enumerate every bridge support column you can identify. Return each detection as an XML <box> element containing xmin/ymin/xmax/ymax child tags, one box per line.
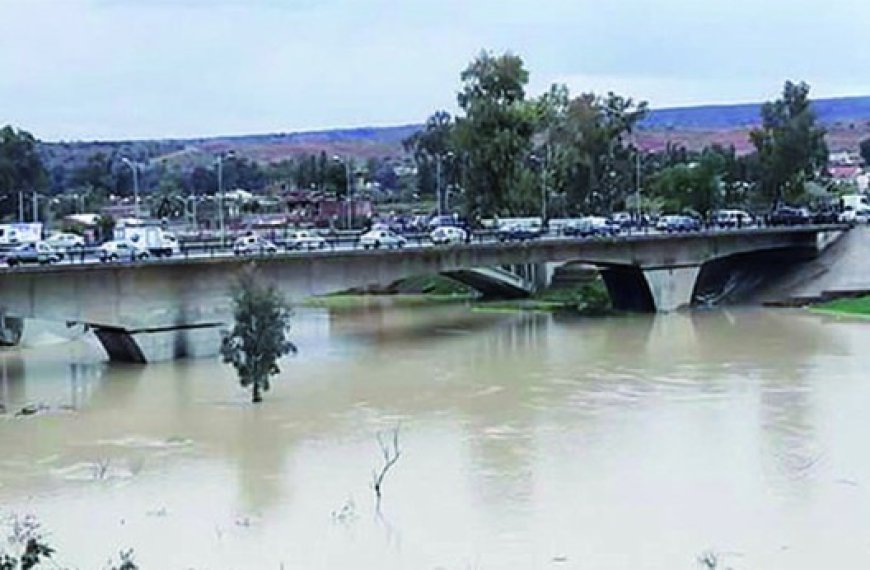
<box><xmin>0</xmin><ymin>315</ymin><xmax>24</xmax><ymax>347</ymax></box>
<box><xmin>93</xmin><ymin>323</ymin><xmax>224</xmax><ymax>364</ymax></box>
<box><xmin>642</xmin><ymin>265</ymin><xmax>701</xmax><ymax>312</ymax></box>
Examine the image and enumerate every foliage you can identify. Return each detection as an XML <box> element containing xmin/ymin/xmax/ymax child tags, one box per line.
<box><xmin>0</xmin><ymin>515</ymin><xmax>54</xmax><ymax>570</ymax></box>
<box><xmin>650</xmin><ymin>162</ymin><xmax>718</xmax><ymax>216</ymax></box>
<box><xmin>452</xmin><ymin>50</ymin><xmax>537</xmax><ymax>217</ymax></box>
<box><xmin>403</xmin><ymin>110</ymin><xmax>455</xmax><ymax>203</ymax></box>
<box><xmin>545</xmin><ymin>90</ymin><xmax>648</xmax><ymax>215</ymax></box>
<box><xmin>106</xmin><ymin>548</ymin><xmax>139</xmax><ymax>570</ymax></box>
<box><xmin>749</xmin><ymin>80</ymin><xmax>828</xmax><ymax>207</ymax></box>
<box><xmin>812</xmin><ymin>295</ymin><xmax>870</xmax><ymax>317</ymax></box>
<box><xmin>220</xmin><ymin>265</ymin><xmax>297</xmax><ymax>403</ymax></box>
<box><xmin>860</xmin><ymin>137</ymin><xmax>870</xmax><ymax>167</ymax></box>
<box><xmin>0</xmin><ymin>126</ymin><xmax>47</xmax><ymax>220</ymax></box>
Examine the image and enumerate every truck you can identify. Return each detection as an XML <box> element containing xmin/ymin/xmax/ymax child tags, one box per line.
<box><xmin>113</xmin><ymin>221</ymin><xmax>180</xmax><ymax>258</ymax></box>
<box><xmin>0</xmin><ymin>223</ymin><xmax>43</xmax><ymax>247</ymax></box>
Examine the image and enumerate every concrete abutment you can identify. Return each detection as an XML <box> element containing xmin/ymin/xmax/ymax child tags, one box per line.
<box><xmin>93</xmin><ymin>323</ymin><xmax>224</xmax><ymax>364</ymax></box>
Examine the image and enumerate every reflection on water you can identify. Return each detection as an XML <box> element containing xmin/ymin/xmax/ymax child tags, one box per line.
<box><xmin>1</xmin><ymin>305</ymin><xmax>870</xmax><ymax>568</ymax></box>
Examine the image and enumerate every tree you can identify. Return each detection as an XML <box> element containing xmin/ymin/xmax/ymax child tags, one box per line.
<box><xmin>452</xmin><ymin>50</ymin><xmax>537</xmax><ymax>216</ymax></box>
<box><xmin>749</xmin><ymin>80</ymin><xmax>828</xmax><ymax>207</ymax></box>
<box><xmin>0</xmin><ymin>126</ymin><xmax>48</xmax><ymax>220</ymax></box>
<box><xmin>650</xmin><ymin>162</ymin><xmax>719</xmax><ymax>216</ymax></box>
<box><xmin>859</xmin><ymin>137</ymin><xmax>870</xmax><ymax>167</ymax></box>
<box><xmin>545</xmin><ymin>91</ymin><xmax>647</xmax><ymax>214</ymax></box>
<box><xmin>403</xmin><ymin>110</ymin><xmax>455</xmax><ymax>203</ymax></box>
<box><xmin>220</xmin><ymin>266</ymin><xmax>297</xmax><ymax>403</ymax></box>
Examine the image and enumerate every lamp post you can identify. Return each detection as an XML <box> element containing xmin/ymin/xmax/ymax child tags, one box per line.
<box><xmin>529</xmin><ymin>152</ymin><xmax>547</xmax><ymax>224</ymax></box>
<box><xmin>333</xmin><ymin>156</ymin><xmax>352</xmax><ymax>229</ymax></box>
<box><xmin>635</xmin><ymin>144</ymin><xmax>643</xmax><ymax>230</ymax></box>
<box><xmin>120</xmin><ymin>157</ymin><xmax>140</xmax><ymax>219</ymax></box>
<box><xmin>214</xmin><ymin>151</ymin><xmax>235</xmax><ymax>246</ymax></box>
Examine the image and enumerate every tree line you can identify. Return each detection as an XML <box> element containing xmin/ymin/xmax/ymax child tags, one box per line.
<box><xmin>0</xmin><ymin>49</ymin><xmax>851</xmax><ymax>223</ymax></box>
<box><xmin>405</xmin><ymin>50</ymin><xmax>834</xmax><ymax>221</ymax></box>
<box><xmin>0</xmin><ymin>134</ymin><xmax>406</xmax><ymax>221</ymax></box>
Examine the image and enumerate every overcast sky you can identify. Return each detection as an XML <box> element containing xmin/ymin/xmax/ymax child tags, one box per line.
<box><xmin>2</xmin><ymin>0</ymin><xmax>869</xmax><ymax>141</ymax></box>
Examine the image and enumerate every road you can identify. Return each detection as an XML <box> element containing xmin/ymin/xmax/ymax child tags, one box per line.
<box><xmin>0</xmin><ymin>224</ymin><xmax>849</xmax><ymax>271</ymax></box>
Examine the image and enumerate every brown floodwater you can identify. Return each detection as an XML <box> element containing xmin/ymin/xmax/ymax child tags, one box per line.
<box><xmin>2</xmin><ymin>305</ymin><xmax>870</xmax><ymax>569</ymax></box>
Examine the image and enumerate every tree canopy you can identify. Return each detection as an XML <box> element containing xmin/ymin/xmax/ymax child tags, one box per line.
<box><xmin>220</xmin><ymin>266</ymin><xmax>297</xmax><ymax>404</ymax></box>
<box><xmin>749</xmin><ymin>81</ymin><xmax>828</xmax><ymax>207</ymax></box>
<box><xmin>0</xmin><ymin>126</ymin><xmax>47</xmax><ymax>219</ymax></box>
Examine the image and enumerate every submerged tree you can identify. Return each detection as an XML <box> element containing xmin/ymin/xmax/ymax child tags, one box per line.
<box><xmin>220</xmin><ymin>265</ymin><xmax>297</xmax><ymax>403</ymax></box>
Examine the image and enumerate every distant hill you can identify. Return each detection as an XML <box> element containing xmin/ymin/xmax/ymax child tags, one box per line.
<box><xmin>39</xmin><ymin>95</ymin><xmax>870</xmax><ymax>174</ymax></box>
<box><xmin>640</xmin><ymin>95</ymin><xmax>870</xmax><ymax>130</ymax></box>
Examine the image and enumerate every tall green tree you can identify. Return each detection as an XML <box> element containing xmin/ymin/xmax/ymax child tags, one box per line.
<box><xmin>650</xmin><ymin>162</ymin><xmax>719</xmax><ymax>216</ymax></box>
<box><xmin>749</xmin><ymin>80</ymin><xmax>828</xmax><ymax>207</ymax></box>
<box><xmin>453</xmin><ymin>50</ymin><xmax>537</xmax><ymax>216</ymax></box>
<box><xmin>220</xmin><ymin>266</ymin><xmax>297</xmax><ymax>404</ymax></box>
<box><xmin>403</xmin><ymin>110</ymin><xmax>455</xmax><ymax>204</ymax></box>
<box><xmin>0</xmin><ymin>126</ymin><xmax>48</xmax><ymax>219</ymax></box>
<box><xmin>545</xmin><ymin>91</ymin><xmax>647</xmax><ymax>214</ymax></box>
<box><xmin>859</xmin><ymin>137</ymin><xmax>870</xmax><ymax>167</ymax></box>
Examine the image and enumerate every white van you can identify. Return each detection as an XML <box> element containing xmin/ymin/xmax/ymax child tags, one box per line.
<box><xmin>714</xmin><ymin>210</ymin><xmax>753</xmax><ymax>228</ymax></box>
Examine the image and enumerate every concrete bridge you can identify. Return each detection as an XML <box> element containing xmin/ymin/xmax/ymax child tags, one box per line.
<box><xmin>0</xmin><ymin>226</ymin><xmax>844</xmax><ymax>362</ymax></box>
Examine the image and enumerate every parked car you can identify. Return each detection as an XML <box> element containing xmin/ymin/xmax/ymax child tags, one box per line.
<box><xmin>285</xmin><ymin>230</ymin><xmax>326</xmax><ymax>251</ymax></box>
<box><xmin>233</xmin><ymin>235</ymin><xmax>279</xmax><ymax>255</ymax></box>
<box><xmin>767</xmin><ymin>206</ymin><xmax>810</xmax><ymax>226</ymax></box>
<box><xmin>359</xmin><ymin>229</ymin><xmax>407</xmax><ymax>249</ymax></box>
<box><xmin>496</xmin><ymin>223</ymin><xmax>542</xmax><ymax>242</ymax></box>
<box><xmin>44</xmin><ymin>232</ymin><xmax>85</xmax><ymax>258</ymax></box>
<box><xmin>98</xmin><ymin>240</ymin><xmax>150</xmax><ymax>262</ymax></box>
<box><xmin>656</xmin><ymin>215</ymin><xmax>701</xmax><ymax>233</ymax></box>
<box><xmin>3</xmin><ymin>241</ymin><xmax>62</xmax><ymax>267</ymax></box>
<box><xmin>430</xmin><ymin>226</ymin><xmax>468</xmax><ymax>245</ymax></box>
<box><xmin>610</xmin><ymin>211</ymin><xmax>634</xmax><ymax>229</ymax></box>
<box><xmin>427</xmin><ymin>215</ymin><xmax>459</xmax><ymax>229</ymax></box>
<box><xmin>713</xmin><ymin>209</ymin><xmax>754</xmax><ymax>229</ymax></box>
<box><xmin>812</xmin><ymin>209</ymin><xmax>840</xmax><ymax>224</ymax></box>
<box><xmin>837</xmin><ymin>206</ymin><xmax>870</xmax><ymax>224</ymax></box>
<box><xmin>563</xmin><ymin>217</ymin><xmax>620</xmax><ymax>237</ymax></box>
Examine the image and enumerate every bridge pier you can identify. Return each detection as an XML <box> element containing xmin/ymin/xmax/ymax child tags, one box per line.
<box><xmin>0</xmin><ymin>314</ymin><xmax>24</xmax><ymax>347</ymax></box>
<box><xmin>93</xmin><ymin>323</ymin><xmax>224</xmax><ymax>364</ymax></box>
<box><xmin>642</xmin><ymin>265</ymin><xmax>701</xmax><ymax>312</ymax></box>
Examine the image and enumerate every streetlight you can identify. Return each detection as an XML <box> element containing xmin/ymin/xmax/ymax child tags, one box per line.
<box><xmin>120</xmin><ymin>157</ymin><xmax>140</xmax><ymax>218</ymax></box>
<box><xmin>333</xmin><ymin>155</ymin><xmax>352</xmax><ymax>229</ymax></box>
<box><xmin>529</xmin><ymin>151</ymin><xmax>547</xmax><ymax>225</ymax></box>
<box><xmin>215</xmin><ymin>151</ymin><xmax>235</xmax><ymax>245</ymax></box>
<box><xmin>634</xmin><ymin>142</ymin><xmax>643</xmax><ymax>230</ymax></box>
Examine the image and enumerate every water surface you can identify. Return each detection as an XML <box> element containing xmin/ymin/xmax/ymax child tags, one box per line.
<box><xmin>1</xmin><ymin>306</ymin><xmax>869</xmax><ymax>569</ymax></box>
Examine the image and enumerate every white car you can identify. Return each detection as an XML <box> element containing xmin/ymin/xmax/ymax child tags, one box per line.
<box><xmin>98</xmin><ymin>240</ymin><xmax>149</xmax><ymax>262</ymax></box>
<box><xmin>3</xmin><ymin>241</ymin><xmax>62</xmax><ymax>266</ymax></box>
<box><xmin>233</xmin><ymin>235</ymin><xmax>278</xmax><ymax>255</ymax></box>
<box><xmin>430</xmin><ymin>226</ymin><xmax>467</xmax><ymax>245</ymax></box>
<box><xmin>45</xmin><ymin>232</ymin><xmax>85</xmax><ymax>256</ymax></box>
<box><xmin>359</xmin><ymin>229</ymin><xmax>406</xmax><ymax>250</ymax></box>
<box><xmin>838</xmin><ymin>207</ymin><xmax>870</xmax><ymax>223</ymax></box>
<box><xmin>286</xmin><ymin>230</ymin><xmax>326</xmax><ymax>251</ymax></box>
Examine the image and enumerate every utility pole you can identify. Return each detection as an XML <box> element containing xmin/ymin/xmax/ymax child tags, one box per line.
<box><xmin>217</xmin><ymin>155</ymin><xmax>225</xmax><ymax>246</ymax></box>
<box><xmin>32</xmin><ymin>191</ymin><xmax>38</xmax><ymax>222</ymax></box>
<box><xmin>121</xmin><ymin>157</ymin><xmax>140</xmax><ymax>219</ymax></box>
<box><xmin>635</xmin><ymin>146</ymin><xmax>642</xmax><ymax>229</ymax></box>
<box><xmin>18</xmin><ymin>191</ymin><xmax>24</xmax><ymax>222</ymax></box>
<box><xmin>436</xmin><ymin>154</ymin><xmax>442</xmax><ymax>218</ymax></box>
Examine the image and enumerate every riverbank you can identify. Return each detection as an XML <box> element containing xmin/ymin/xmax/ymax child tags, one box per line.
<box><xmin>302</xmin><ymin>280</ymin><xmax>613</xmax><ymax>316</ymax></box>
<box><xmin>475</xmin><ymin>282</ymin><xmax>612</xmax><ymax>316</ymax></box>
<box><xmin>809</xmin><ymin>295</ymin><xmax>870</xmax><ymax>319</ymax></box>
